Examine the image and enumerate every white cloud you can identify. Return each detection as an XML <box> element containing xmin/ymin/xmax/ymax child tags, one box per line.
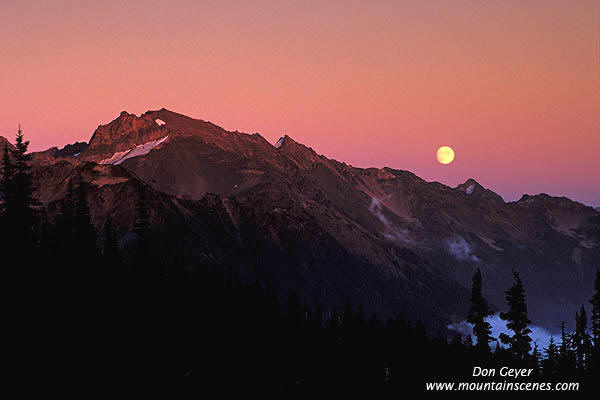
<box><xmin>448</xmin><ymin>314</ymin><xmax>555</xmax><ymax>351</ymax></box>
<box><xmin>447</xmin><ymin>237</ymin><xmax>480</xmax><ymax>263</ymax></box>
<box><xmin>369</xmin><ymin>197</ymin><xmax>411</xmax><ymax>243</ymax></box>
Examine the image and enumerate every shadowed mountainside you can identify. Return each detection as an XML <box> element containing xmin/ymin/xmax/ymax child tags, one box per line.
<box><xmin>3</xmin><ymin>108</ymin><xmax>598</xmax><ymax>330</ymax></box>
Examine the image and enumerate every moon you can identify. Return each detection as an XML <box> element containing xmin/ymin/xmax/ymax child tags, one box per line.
<box><xmin>436</xmin><ymin>146</ymin><xmax>455</xmax><ymax>165</ymax></box>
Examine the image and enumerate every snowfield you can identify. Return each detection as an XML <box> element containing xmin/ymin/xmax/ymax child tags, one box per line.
<box><xmin>100</xmin><ymin>136</ymin><xmax>169</xmax><ymax>165</ymax></box>
<box><xmin>155</xmin><ymin>119</ymin><xmax>166</xmax><ymax>126</ymax></box>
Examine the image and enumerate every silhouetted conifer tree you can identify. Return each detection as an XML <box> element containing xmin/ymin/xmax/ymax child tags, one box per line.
<box><xmin>557</xmin><ymin>321</ymin><xmax>576</xmax><ymax>376</ymax></box>
<box><xmin>0</xmin><ymin>144</ymin><xmax>14</xmax><ymax>256</ymax></box>
<box><xmin>73</xmin><ymin>178</ymin><xmax>99</xmax><ymax>264</ymax></box>
<box><xmin>1</xmin><ymin>144</ymin><xmax>14</xmax><ymax>201</ymax></box>
<box><xmin>464</xmin><ymin>334</ymin><xmax>473</xmax><ymax>349</ymax></box>
<box><xmin>102</xmin><ymin>215</ymin><xmax>122</xmax><ymax>271</ymax></box>
<box><xmin>499</xmin><ymin>271</ymin><xmax>532</xmax><ymax>361</ymax></box>
<box><xmin>467</xmin><ymin>268</ymin><xmax>494</xmax><ymax>355</ymax></box>
<box><xmin>542</xmin><ymin>337</ymin><xmax>558</xmax><ymax>377</ymax></box>
<box><xmin>573</xmin><ymin>305</ymin><xmax>592</xmax><ymax>372</ymax></box>
<box><xmin>2</xmin><ymin>127</ymin><xmax>38</xmax><ymax>259</ymax></box>
<box><xmin>133</xmin><ymin>188</ymin><xmax>159</xmax><ymax>286</ymax></box>
<box><xmin>591</xmin><ymin>269</ymin><xmax>600</xmax><ymax>350</ymax></box>
<box><xmin>531</xmin><ymin>342</ymin><xmax>542</xmax><ymax>371</ymax></box>
<box><xmin>589</xmin><ymin>269</ymin><xmax>600</xmax><ymax>376</ymax></box>
<box><xmin>53</xmin><ymin>179</ymin><xmax>76</xmax><ymax>276</ymax></box>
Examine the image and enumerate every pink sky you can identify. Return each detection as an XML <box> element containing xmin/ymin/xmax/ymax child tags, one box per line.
<box><xmin>1</xmin><ymin>0</ymin><xmax>599</xmax><ymax>205</ymax></box>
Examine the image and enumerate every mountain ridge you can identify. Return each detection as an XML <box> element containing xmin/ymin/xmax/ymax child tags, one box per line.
<box><xmin>14</xmin><ymin>109</ymin><xmax>600</xmax><ymax>330</ymax></box>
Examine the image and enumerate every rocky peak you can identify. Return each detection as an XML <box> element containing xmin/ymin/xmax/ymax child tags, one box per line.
<box><xmin>515</xmin><ymin>193</ymin><xmax>586</xmax><ymax>210</ymax></box>
<box><xmin>84</xmin><ymin>110</ymin><xmax>170</xmax><ymax>159</ymax></box>
<box><xmin>275</xmin><ymin>134</ymin><xmax>326</xmax><ymax>170</ymax></box>
<box><xmin>456</xmin><ymin>178</ymin><xmax>504</xmax><ymax>203</ymax></box>
<box><xmin>54</xmin><ymin>142</ymin><xmax>88</xmax><ymax>158</ymax></box>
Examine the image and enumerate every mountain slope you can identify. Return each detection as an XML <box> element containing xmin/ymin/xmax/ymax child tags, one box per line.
<box><xmin>27</xmin><ymin>109</ymin><xmax>600</xmax><ymax>330</ymax></box>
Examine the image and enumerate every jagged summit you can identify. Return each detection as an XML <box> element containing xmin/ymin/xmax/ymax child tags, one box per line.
<box><xmin>456</xmin><ymin>178</ymin><xmax>504</xmax><ymax>203</ymax></box>
<box><xmin>515</xmin><ymin>193</ymin><xmax>592</xmax><ymax>212</ymax></box>
<box><xmin>54</xmin><ymin>142</ymin><xmax>88</xmax><ymax>158</ymax></box>
<box><xmin>274</xmin><ymin>136</ymin><xmax>285</xmax><ymax>149</ymax></box>
<box><xmin>85</xmin><ymin>110</ymin><xmax>168</xmax><ymax>158</ymax></box>
<box><xmin>456</xmin><ymin>178</ymin><xmax>479</xmax><ymax>194</ymax></box>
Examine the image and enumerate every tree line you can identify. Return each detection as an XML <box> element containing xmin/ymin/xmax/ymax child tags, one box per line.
<box><xmin>1</xmin><ymin>129</ymin><xmax>598</xmax><ymax>396</ymax></box>
<box><xmin>467</xmin><ymin>267</ymin><xmax>599</xmax><ymax>380</ymax></box>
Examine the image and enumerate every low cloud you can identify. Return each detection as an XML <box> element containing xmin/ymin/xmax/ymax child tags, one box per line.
<box><xmin>369</xmin><ymin>197</ymin><xmax>411</xmax><ymax>243</ymax></box>
<box><xmin>447</xmin><ymin>237</ymin><xmax>480</xmax><ymax>263</ymax></box>
<box><xmin>369</xmin><ymin>198</ymin><xmax>390</xmax><ymax>226</ymax></box>
<box><xmin>448</xmin><ymin>314</ymin><xmax>555</xmax><ymax>350</ymax></box>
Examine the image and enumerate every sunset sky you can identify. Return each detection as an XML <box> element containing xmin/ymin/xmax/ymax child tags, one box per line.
<box><xmin>1</xmin><ymin>0</ymin><xmax>599</xmax><ymax>205</ymax></box>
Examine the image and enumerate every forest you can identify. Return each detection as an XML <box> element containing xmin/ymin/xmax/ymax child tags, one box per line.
<box><xmin>1</xmin><ymin>130</ymin><xmax>598</xmax><ymax>397</ymax></box>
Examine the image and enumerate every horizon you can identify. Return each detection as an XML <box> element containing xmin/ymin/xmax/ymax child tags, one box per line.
<box><xmin>2</xmin><ymin>106</ymin><xmax>600</xmax><ymax>208</ymax></box>
<box><xmin>1</xmin><ymin>1</ymin><xmax>599</xmax><ymax>205</ymax></box>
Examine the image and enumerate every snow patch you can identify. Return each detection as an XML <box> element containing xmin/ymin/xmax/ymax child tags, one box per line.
<box><xmin>466</xmin><ymin>184</ymin><xmax>475</xmax><ymax>194</ymax></box>
<box><xmin>447</xmin><ymin>237</ymin><xmax>479</xmax><ymax>262</ymax></box>
<box><xmin>73</xmin><ymin>152</ymin><xmax>80</xmax><ymax>157</ymax></box>
<box><xmin>275</xmin><ymin>137</ymin><xmax>285</xmax><ymax>149</ymax></box>
<box><xmin>155</xmin><ymin>119</ymin><xmax>166</xmax><ymax>126</ymax></box>
<box><xmin>595</xmin><ymin>207</ymin><xmax>600</xmax><ymax>212</ymax></box>
<box><xmin>100</xmin><ymin>136</ymin><xmax>169</xmax><ymax>165</ymax></box>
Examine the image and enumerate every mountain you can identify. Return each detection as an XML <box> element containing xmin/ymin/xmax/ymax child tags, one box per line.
<box><xmin>25</xmin><ymin>109</ymin><xmax>600</xmax><ymax>330</ymax></box>
<box><xmin>0</xmin><ymin>135</ymin><xmax>16</xmax><ymax>153</ymax></box>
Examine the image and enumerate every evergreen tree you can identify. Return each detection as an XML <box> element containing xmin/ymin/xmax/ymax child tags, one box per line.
<box><xmin>1</xmin><ymin>128</ymin><xmax>43</xmax><ymax>380</ymax></box>
<box><xmin>134</xmin><ymin>189</ymin><xmax>151</xmax><ymax>237</ymax></box>
<box><xmin>73</xmin><ymin>178</ymin><xmax>99</xmax><ymax>264</ymax></box>
<box><xmin>2</xmin><ymin>127</ymin><xmax>38</xmax><ymax>257</ymax></box>
<box><xmin>591</xmin><ymin>269</ymin><xmax>600</xmax><ymax>350</ymax></box>
<box><xmin>464</xmin><ymin>334</ymin><xmax>474</xmax><ymax>349</ymax></box>
<box><xmin>557</xmin><ymin>321</ymin><xmax>576</xmax><ymax>376</ymax></box>
<box><xmin>53</xmin><ymin>180</ymin><xmax>76</xmax><ymax>267</ymax></box>
<box><xmin>531</xmin><ymin>341</ymin><xmax>541</xmax><ymax>371</ymax></box>
<box><xmin>449</xmin><ymin>333</ymin><xmax>463</xmax><ymax>352</ymax></box>
<box><xmin>499</xmin><ymin>271</ymin><xmax>532</xmax><ymax>361</ymax></box>
<box><xmin>466</xmin><ymin>268</ymin><xmax>494</xmax><ymax>354</ymax></box>
<box><xmin>0</xmin><ymin>144</ymin><xmax>14</xmax><ymax>253</ymax></box>
<box><xmin>590</xmin><ymin>269</ymin><xmax>600</xmax><ymax>376</ymax></box>
<box><xmin>102</xmin><ymin>215</ymin><xmax>122</xmax><ymax>270</ymax></box>
<box><xmin>573</xmin><ymin>305</ymin><xmax>591</xmax><ymax>371</ymax></box>
<box><xmin>542</xmin><ymin>337</ymin><xmax>558</xmax><ymax>377</ymax></box>
<box><xmin>133</xmin><ymin>188</ymin><xmax>158</xmax><ymax>285</ymax></box>
<box><xmin>1</xmin><ymin>143</ymin><xmax>14</xmax><ymax>202</ymax></box>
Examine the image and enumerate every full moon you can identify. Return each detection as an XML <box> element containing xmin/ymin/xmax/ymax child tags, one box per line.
<box><xmin>436</xmin><ymin>146</ymin><xmax>455</xmax><ymax>165</ymax></box>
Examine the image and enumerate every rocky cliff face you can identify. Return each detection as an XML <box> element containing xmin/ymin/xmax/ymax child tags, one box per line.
<box><xmin>25</xmin><ymin>109</ymin><xmax>600</xmax><ymax>330</ymax></box>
